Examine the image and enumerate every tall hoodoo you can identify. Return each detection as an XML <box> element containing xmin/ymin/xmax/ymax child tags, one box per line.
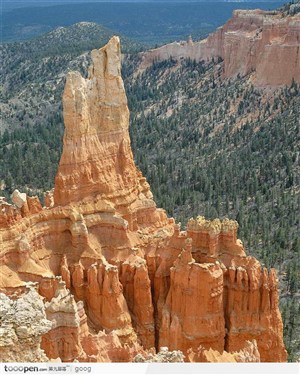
<box><xmin>0</xmin><ymin>37</ymin><xmax>287</xmax><ymax>362</ymax></box>
<box><xmin>55</xmin><ymin>37</ymin><xmax>151</xmax><ymax>212</ymax></box>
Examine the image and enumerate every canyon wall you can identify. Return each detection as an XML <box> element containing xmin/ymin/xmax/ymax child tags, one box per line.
<box><xmin>139</xmin><ymin>9</ymin><xmax>300</xmax><ymax>87</ymax></box>
<box><xmin>0</xmin><ymin>37</ymin><xmax>287</xmax><ymax>362</ymax></box>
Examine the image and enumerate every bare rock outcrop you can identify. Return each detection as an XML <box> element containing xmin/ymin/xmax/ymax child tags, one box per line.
<box><xmin>133</xmin><ymin>346</ymin><xmax>185</xmax><ymax>362</ymax></box>
<box><xmin>187</xmin><ymin>340</ymin><xmax>260</xmax><ymax>362</ymax></box>
<box><xmin>0</xmin><ymin>286</ymin><xmax>52</xmax><ymax>362</ymax></box>
<box><xmin>140</xmin><ymin>9</ymin><xmax>300</xmax><ymax>87</ymax></box>
<box><xmin>0</xmin><ymin>37</ymin><xmax>287</xmax><ymax>362</ymax></box>
<box><xmin>11</xmin><ymin>189</ymin><xmax>27</xmax><ymax>209</ymax></box>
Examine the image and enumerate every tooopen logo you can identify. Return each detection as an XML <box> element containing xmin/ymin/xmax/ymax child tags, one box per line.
<box><xmin>4</xmin><ymin>366</ymin><xmax>39</xmax><ymax>373</ymax></box>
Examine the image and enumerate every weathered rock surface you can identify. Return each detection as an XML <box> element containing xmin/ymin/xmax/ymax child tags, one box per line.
<box><xmin>0</xmin><ymin>286</ymin><xmax>52</xmax><ymax>362</ymax></box>
<box><xmin>54</xmin><ymin>34</ymin><xmax>158</xmax><ymax>231</ymax></box>
<box><xmin>133</xmin><ymin>346</ymin><xmax>185</xmax><ymax>362</ymax></box>
<box><xmin>187</xmin><ymin>340</ymin><xmax>260</xmax><ymax>362</ymax></box>
<box><xmin>140</xmin><ymin>9</ymin><xmax>300</xmax><ymax>87</ymax></box>
<box><xmin>11</xmin><ymin>189</ymin><xmax>27</xmax><ymax>209</ymax></box>
<box><xmin>159</xmin><ymin>240</ymin><xmax>225</xmax><ymax>354</ymax></box>
<box><xmin>0</xmin><ymin>37</ymin><xmax>287</xmax><ymax>362</ymax></box>
<box><xmin>41</xmin><ymin>280</ymin><xmax>82</xmax><ymax>362</ymax></box>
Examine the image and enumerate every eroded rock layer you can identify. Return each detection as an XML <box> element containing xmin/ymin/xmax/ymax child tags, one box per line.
<box><xmin>0</xmin><ymin>37</ymin><xmax>287</xmax><ymax>362</ymax></box>
<box><xmin>139</xmin><ymin>9</ymin><xmax>300</xmax><ymax>87</ymax></box>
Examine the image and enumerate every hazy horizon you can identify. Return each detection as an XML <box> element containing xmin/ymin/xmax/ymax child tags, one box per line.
<box><xmin>2</xmin><ymin>0</ymin><xmax>287</xmax><ymax>14</ymax></box>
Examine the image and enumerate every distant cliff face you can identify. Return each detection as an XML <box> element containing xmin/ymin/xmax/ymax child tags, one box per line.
<box><xmin>140</xmin><ymin>9</ymin><xmax>300</xmax><ymax>87</ymax></box>
<box><xmin>0</xmin><ymin>37</ymin><xmax>287</xmax><ymax>362</ymax></box>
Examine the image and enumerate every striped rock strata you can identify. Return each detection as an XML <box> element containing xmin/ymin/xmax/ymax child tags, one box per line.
<box><xmin>139</xmin><ymin>9</ymin><xmax>300</xmax><ymax>87</ymax></box>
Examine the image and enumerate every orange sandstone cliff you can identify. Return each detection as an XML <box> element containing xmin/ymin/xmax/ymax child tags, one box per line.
<box><xmin>0</xmin><ymin>37</ymin><xmax>287</xmax><ymax>362</ymax></box>
<box><xmin>139</xmin><ymin>9</ymin><xmax>300</xmax><ymax>87</ymax></box>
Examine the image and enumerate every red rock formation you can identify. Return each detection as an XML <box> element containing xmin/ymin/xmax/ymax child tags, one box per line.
<box><xmin>41</xmin><ymin>281</ymin><xmax>82</xmax><ymax>361</ymax></box>
<box><xmin>222</xmin><ymin>258</ymin><xmax>287</xmax><ymax>362</ymax></box>
<box><xmin>53</xmin><ymin>36</ymin><xmax>163</xmax><ymax>235</ymax></box>
<box><xmin>159</xmin><ymin>240</ymin><xmax>225</xmax><ymax>354</ymax></box>
<box><xmin>140</xmin><ymin>9</ymin><xmax>300</xmax><ymax>87</ymax></box>
<box><xmin>0</xmin><ymin>37</ymin><xmax>287</xmax><ymax>362</ymax></box>
<box><xmin>120</xmin><ymin>253</ymin><xmax>155</xmax><ymax>349</ymax></box>
<box><xmin>0</xmin><ymin>197</ymin><xmax>22</xmax><ymax>227</ymax></box>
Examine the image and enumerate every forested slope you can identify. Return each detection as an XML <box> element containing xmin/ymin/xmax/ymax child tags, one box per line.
<box><xmin>124</xmin><ymin>57</ymin><xmax>300</xmax><ymax>359</ymax></box>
